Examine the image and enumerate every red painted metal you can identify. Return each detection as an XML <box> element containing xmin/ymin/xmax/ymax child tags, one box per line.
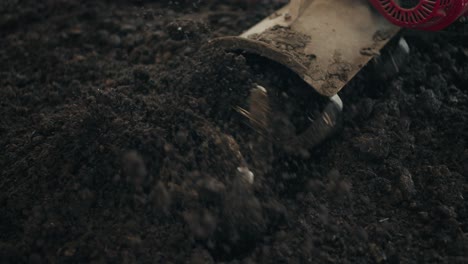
<box><xmin>369</xmin><ymin>0</ymin><xmax>468</xmax><ymax>30</ymax></box>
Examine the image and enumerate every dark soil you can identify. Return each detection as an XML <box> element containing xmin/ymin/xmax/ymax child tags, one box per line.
<box><xmin>1</xmin><ymin>1</ymin><xmax>468</xmax><ymax>263</ymax></box>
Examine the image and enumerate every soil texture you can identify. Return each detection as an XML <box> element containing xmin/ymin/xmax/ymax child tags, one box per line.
<box><xmin>1</xmin><ymin>1</ymin><xmax>468</xmax><ymax>263</ymax></box>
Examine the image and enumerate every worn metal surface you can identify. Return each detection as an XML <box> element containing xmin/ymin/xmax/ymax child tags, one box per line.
<box><xmin>210</xmin><ymin>0</ymin><xmax>400</xmax><ymax>97</ymax></box>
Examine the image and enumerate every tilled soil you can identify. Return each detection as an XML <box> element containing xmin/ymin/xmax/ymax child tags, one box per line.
<box><xmin>1</xmin><ymin>1</ymin><xmax>468</xmax><ymax>263</ymax></box>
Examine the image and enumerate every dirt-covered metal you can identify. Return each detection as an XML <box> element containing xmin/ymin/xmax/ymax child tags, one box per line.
<box><xmin>210</xmin><ymin>0</ymin><xmax>400</xmax><ymax>97</ymax></box>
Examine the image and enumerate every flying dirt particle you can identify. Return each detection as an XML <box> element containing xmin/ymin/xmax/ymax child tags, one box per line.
<box><xmin>108</xmin><ymin>34</ymin><xmax>122</xmax><ymax>47</ymax></box>
<box><xmin>197</xmin><ymin>177</ymin><xmax>226</xmax><ymax>203</ymax></box>
<box><xmin>131</xmin><ymin>46</ymin><xmax>156</xmax><ymax>64</ymax></box>
<box><xmin>326</xmin><ymin>169</ymin><xmax>352</xmax><ymax>200</ymax></box>
<box><xmin>121</xmin><ymin>250</ymin><xmax>136</xmax><ymax>263</ymax></box>
<box><xmin>163</xmin><ymin>143</ymin><xmax>174</xmax><ymax>153</ymax></box>
<box><xmin>221</xmin><ymin>176</ymin><xmax>265</xmax><ymax>245</ymax></box>
<box><xmin>151</xmin><ymin>182</ymin><xmax>171</xmax><ymax>213</ymax></box>
<box><xmin>358</xmin><ymin>98</ymin><xmax>375</xmax><ymax>120</ymax></box>
<box><xmin>78</xmin><ymin>188</ymin><xmax>96</xmax><ymax>211</ymax></box>
<box><xmin>399</xmin><ymin>168</ymin><xmax>416</xmax><ymax>200</ymax></box>
<box><xmin>369</xmin><ymin>177</ymin><xmax>392</xmax><ymax>195</ymax></box>
<box><xmin>317</xmin><ymin>205</ymin><xmax>329</xmax><ymax>224</ymax></box>
<box><xmin>418</xmin><ymin>211</ymin><xmax>430</xmax><ymax>222</ymax></box>
<box><xmin>166</xmin><ymin>20</ymin><xmax>209</xmax><ymax>41</ymax></box>
<box><xmin>190</xmin><ymin>247</ymin><xmax>214</xmax><ymax>264</ymax></box>
<box><xmin>352</xmin><ymin>131</ymin><xmax>390</xmax><ymax>160</ymax></box>
<box><xmin>63</xmin><ymin>246</ymin><xmax>76</xmax><ymax>257</ymax></box>
<box><xmin>307</xmin><ymin>179</ymin><xmax>325</xmax><ymax>194</ymax></box>
<box><xmin>28</xmin><ymin>254</ymin><xmax>42</xmax><ymax>264</ymax></box>
<box><xmin>434</xmin><ymin>205</ymin><xmax>457</xmax><ymax>220</ymax></box>
<box><xmin>175</xmin><ymin>129</ymin><xmax>189</xmax><ymax>145</ymax></box>
<box><xmin>124</xmin><ymin>234</ymin><xmax>143</xmax><ymax>248</ymax></box>
<box><xmin>133</xmin><ymin>68</ymin><xmax>150</xmax><ymax>83</ymax></box>
<box><xmin>183</xmin><ymin>209</ymin><xmax>218</xmax><ymax>240</ymax></box>
<box><xmin>369</xmin><ymin>243</ymin><xmax>387</xmax><ymax>263</ymax></box>
<box><xmin>122</xmin><ymin>150</ymin><xmax>148</xmax><ymax>190</ymax></box>
<box><xmin>420</xmin><ymin>89</ymin><xmax>441</xmax><ymax>114</ymax></box>
<box><xmin>262</xmin><ymin>199</ymin><xmax>287</xmax><ymax>226</ymax></box>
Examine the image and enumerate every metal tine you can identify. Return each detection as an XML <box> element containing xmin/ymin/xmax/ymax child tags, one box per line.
<box><xmin>235</xmin><ymin>84</ymin><xmax>271</xmax><ymax>133</ymax></box>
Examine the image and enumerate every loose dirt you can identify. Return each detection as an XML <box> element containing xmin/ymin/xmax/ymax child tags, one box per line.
<box><xmin>1</xmin><ymin>1</ymin><xmax>467</xmax><ymax>263</ymax></box>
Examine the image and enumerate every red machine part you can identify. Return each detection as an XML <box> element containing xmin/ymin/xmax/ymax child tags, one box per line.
<box><xmin>369</xmin><ymin>0</ymin><xmax>468</xmax><ymax>31</ymax></box>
